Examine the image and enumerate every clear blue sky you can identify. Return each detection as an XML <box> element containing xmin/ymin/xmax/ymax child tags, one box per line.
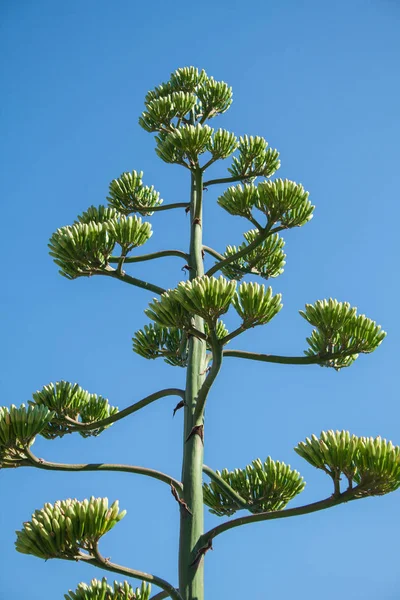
<box><xmin>1</xmin><ymin>1</ymin><xmax>399</xmax><ymax>598</ymax></box>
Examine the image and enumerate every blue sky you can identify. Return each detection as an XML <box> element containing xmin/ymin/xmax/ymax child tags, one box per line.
<box><xmin>1</xmin><ymin>1</ymin><xmax>399</xmax><ymax>598</ymax></box>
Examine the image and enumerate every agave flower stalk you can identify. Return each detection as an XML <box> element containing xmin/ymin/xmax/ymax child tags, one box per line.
<box><xmin>178</xmin><ymin>167</ymin><xmax>207</xmax><ymax>599</ymax></box>
<box><xmin>1</xmin><ymin>67</ymin><xmax>393</xmax><ymax>600</ymax></box>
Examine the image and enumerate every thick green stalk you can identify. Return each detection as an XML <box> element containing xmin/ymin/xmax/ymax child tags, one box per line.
<box><xmin>193</xmin><ymin>330</ymin><xmax>222</xmax><ymax>424</ymax></box>
<box><xmin>179</xmin><ymin>168</ymin><xmax>206</xmax><ymax>600</ymax></box>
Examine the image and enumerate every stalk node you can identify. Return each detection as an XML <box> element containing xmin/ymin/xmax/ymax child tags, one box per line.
<box><xmin>189</xmin><ymin>539</ymin><xmax>213</xmax><ymax>568</ymax></box>
<box><xmin>186</xmin><ymin>424</ymin><xmax>204</xmax><ymax>444</ymax></box>
<box><xmin>171</xmin><ymin>485</ymin><xmax>193</xmax><ymax>516</ymax></box>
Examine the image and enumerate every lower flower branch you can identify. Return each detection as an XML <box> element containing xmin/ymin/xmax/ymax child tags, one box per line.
<box><xmin>109</xmin><ymin>249</ymin><xmax>189</xmax><ymax>265</ymax></box>
<box><xmin>137</xmin><ymin>202</ymin><xmax>190</xmax><ymax>213</ymax></box>
<box><xmin>65</xmin><ymin>388</ymin><xmax>185</xmax><ymax>432</ymax></box>
<box><xmin>201</xmin><ymin>488</ymin><xmax>358</xmax><ymax>544</ymax></box>
<box><xmin>24</xmin><ymin>448</ymin><xmax>183</xmax><ymax>492</ymax></box>
<box><xmin>100</xmin><ymin>268</ymin><xmax>166</xmax><ymax>295</ymax></box>
<box><xmin>82</xmin><ymin>543</ymin><xmax>183</xmax><ymax>600</ymax></box>
<box><xmin>223</xmin><ymin>348</ymin><xmax>360</xmax><ymax>366</ymax></box>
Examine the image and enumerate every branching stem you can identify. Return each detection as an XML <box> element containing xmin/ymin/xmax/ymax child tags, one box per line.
<box><xmin>139</xmin><ymin>202</ymin><xmax>190</xmax><ymax>213</ymax></box>
<box><xmin>201</xmin><ymin>489</ymin><xmax>357</xmax><ymax>543</ymax></box>
<box><xmin>150</xmin><ymin>592</ymin><xmax>170</xmax><ymax>600</ymax></box>
<box><xmin>202</xmin><ymin>246</ymin><xmax>262</xmax><ymax>278</ymax></box>
<box><xmin>193</xmin><ymin>330</ymin><xmax>223</xmax><ymax>425</ymax></box>
<box><xmin>86</xmin><ymin>544</ymin><xmax>183</xmax><ymax>600</ymax></box>
<box><xmin>202</xmin><ymin>246</ymin><xmax>224</xmax><ymax>262</ymax></box>
<box><xmin>206</xmin><ymin>225</ymin><xmax>272</xmax><ymax>277</ymax></box>
<box><xmin>203</xmin><ymin>173</ymin><xmax>273</xmax><ymax>187</ymax></box>
<box><xmin>223</xmin><ymin>348</ymin><xmax>360</xmax><ymax>366</ymax></box>
<box><xmin>220</xmin><ymin>325</ymin><xmax>246</xmax><ymax>345</ymax></box>
<box><xmin>247</xmin><ymin>215</ymin><xmax>264</xmax><ymax>230</ymax></box>
<box><xmin>202</xmin><ymin>465</ymin><xmax>248</xmax><ymax>510</ymax></box>
<box><xmin>186</xmin><ymin>327</ymin><xmax>208</xmax><ymax>342</ymax></box>
<box><xmin>65</xmin><ymin>388</ymin><xmax>185</xmax><ymax>432</ymax></box>
<box><xmin>101</xmin><ymin>269</ymin><xmax>166</xmax><ymax>295</ymax></box>
<box><xmin>24</xmin><ymin>448</ymin><xmax>183</xmax><ymax>492</ymax></box>
<box><xmin>109</xmin><ymin>250</ymin><xmax>189</xmax><ymax>265</ymax></box>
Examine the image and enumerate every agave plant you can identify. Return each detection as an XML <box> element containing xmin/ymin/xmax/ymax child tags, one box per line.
<box><xmin>2</xmin><ymin>66</ymin><xmax>392</xmax><ymax>600</ymax></box>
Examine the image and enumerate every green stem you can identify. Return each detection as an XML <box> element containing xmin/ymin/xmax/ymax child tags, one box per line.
<box><xmin>202</xmin><ymin>245</ymin><xmax>261</xmax><ymax>279</ymax></box>
<box><xmin>109</xmin><ymin>250</ymin><xmax>189</xmax><ymax>264</ymax></box>
<box><xmin>65</xmin><ymin>388</ymin><xmax>184</xmax><ymax>432</ymax></box>
<box><xmin>203</xmin><ymin>172</ymin><xmax>272</xmax><ymax>187</ymax></box>
<box><xmin>150</xmin><ymin>593</ymin><xmax>170</xmax><ymax>600</ymax></box>
<box><xmin>179</xmin><ymin>168</ymin><xmax>206</xmax><ymax>600</ymax></box>
<box><xmin>202</xmin><ymin>246</ymin><xmax>224</xmax><ymax>262</ymax></box>
<box><xmin>102</xmin><ymin>269</ymin><xmax>166</xmax><ymax>295</ymax></box>
<box><xmin>220</xmin><ymin>326</ymin><xmax>246</xmax><ymax>345</ymax></box>
<box><xmin>86</xmin><ymin>545</ymin><xmax>183</xmax><ymax>600</ymax></box>
<box><xmin>202</xmin><ymin>465</ymin><xmax>248</xmax><ymax>510</ymax></box>
<box><xmin>247</xmin><ymin>215</ymin><xmax>264</xmax><ymax>230</ymax></box>
<box><xmin>186</xmin><ymin>327</ymin><xmax>208</xmax><ymax>342</ymax></box>
<box><xmin>201</xmin><ymin>489</ymin><xmax>357</xmax><ymax>543</ymax></box>
<box><xmin>223</xmin><ymin>349</ymin><xmax>360</xmax><ymax>365</ymax></box>
<box><xmin>25</xmin><ymin>448</ymin><xmax>183</xmax><ymax>492</ymax></box>
<box><xmin>193</xmin><ymin>330</ymin><xmax>223</xmax><ymax>425</ymax></box>
<box><xmin>201</xmin><ymin>157</ymin><xmax>217</xmax><ymax>171</ymax></box>
<box><xmin>139</xmin><ymin>202</ymin><xmax>190</xmax><ymax>213</ymax></box>
<box><xmin>206</xmin><ymin>225</ymin><xmax>272</xmax><ymax>278</ymax></box>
